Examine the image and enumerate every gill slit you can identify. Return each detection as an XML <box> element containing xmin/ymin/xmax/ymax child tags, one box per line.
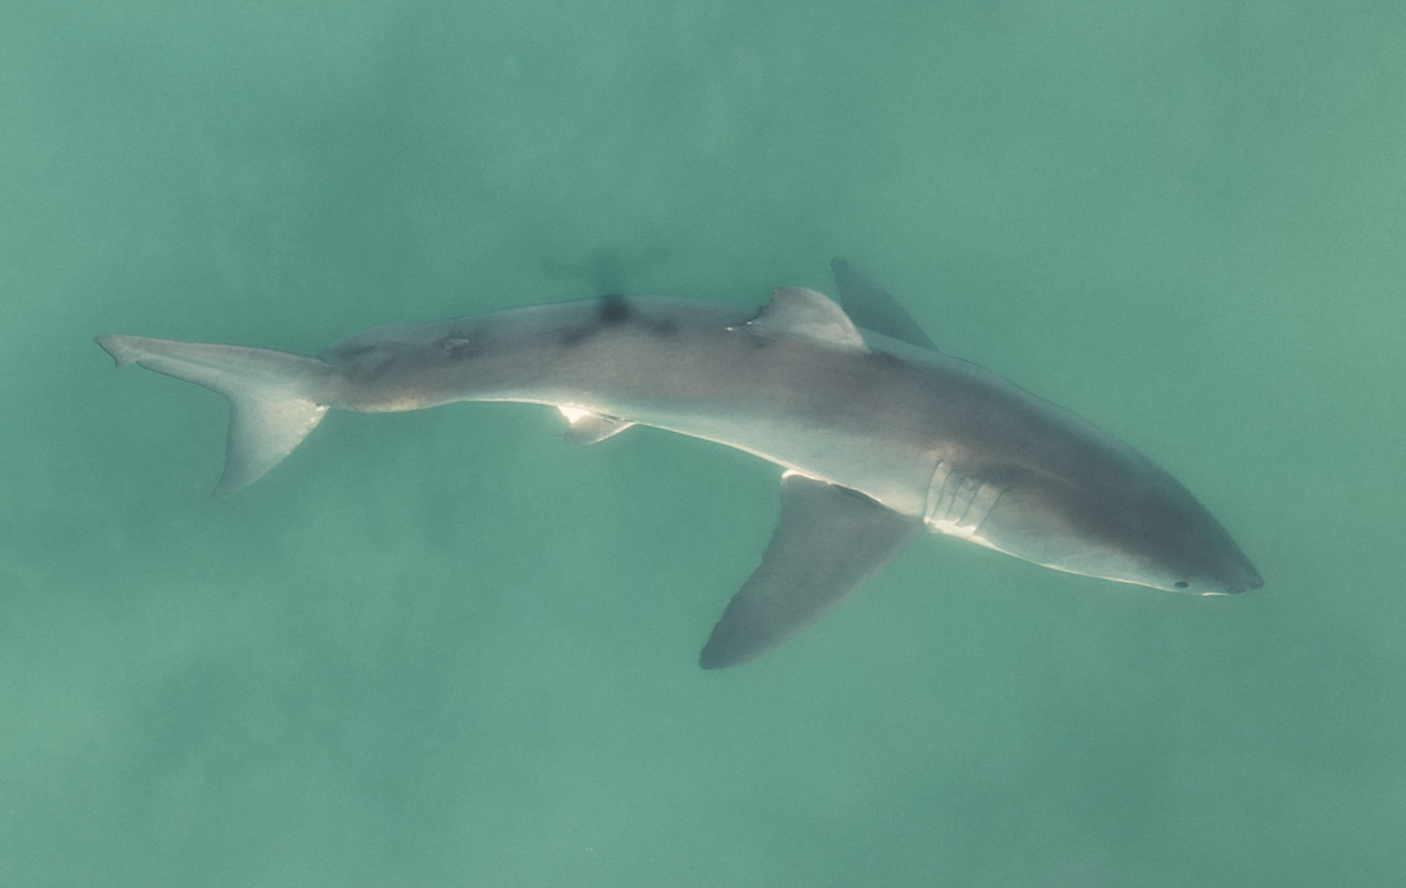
<box><xmin>924</xmin><ymin>458</ymin><xmax>1003</xmax><ymax>538</ymax></box>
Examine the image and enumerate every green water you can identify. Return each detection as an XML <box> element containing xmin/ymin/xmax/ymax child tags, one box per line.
<box><xmin>3</xmin><ymin>1</ymin><xmax>1403</xmax><ymax>885</ymax></box>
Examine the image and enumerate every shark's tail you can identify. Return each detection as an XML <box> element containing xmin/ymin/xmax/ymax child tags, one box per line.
<box><xmin>95</xmin><ymin>334</ymin><xmax>336</xmax><ymax>495</ymax></box>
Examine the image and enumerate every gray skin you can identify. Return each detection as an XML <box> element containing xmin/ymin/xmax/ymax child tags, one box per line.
<box><xmin>96</xmin><ymin>278</ymin><xmax>1260</xmax><ymax>667</ymax></box>
<box><xmin>317</xmin><ymin>292</ymin><xmax>1259</xmax><ymax>596</ymax></box>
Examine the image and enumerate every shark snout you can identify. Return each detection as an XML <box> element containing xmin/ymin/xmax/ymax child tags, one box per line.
<box><xmin>1227</xmin><ymin>562</ymin><xmax>1264</xmax><ymax>594</ymax></box>
<box><xmin>1197</xmin><ymin>550</ymin><xmax>1263</xmax><ymax>595</ymax></box>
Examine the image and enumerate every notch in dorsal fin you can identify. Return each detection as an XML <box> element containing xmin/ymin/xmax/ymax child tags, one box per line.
<box><xmin>558</xmin><ymin>406</ymin><xmax>636</xmax><ymax>445</ymax></box>
<box><xmin>745</xmin><ymin>287</ymin><xmax>867</xmax><ymax>350</ymax></box>
<box><xmin>830</xmin><ymin>259</ymin><xmax>937</xmax><ymax>350</ymax></box>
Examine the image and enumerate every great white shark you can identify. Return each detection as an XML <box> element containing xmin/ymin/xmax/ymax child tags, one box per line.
<box><xmin>96</xmin><ymin>260</ymin><xmax>1261</xmax><ymax>668</ymax></box>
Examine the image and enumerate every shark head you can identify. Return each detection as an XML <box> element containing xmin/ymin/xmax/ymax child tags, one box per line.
<box><xmin>975</xmin><ymin>452</ymin><xmax>1262</xmax><ymax>597</ymax></box>
<box><xmin>1089</xmin><ymin>473</ymin><xmax>1264</xmax><ymax>596</ymax></box>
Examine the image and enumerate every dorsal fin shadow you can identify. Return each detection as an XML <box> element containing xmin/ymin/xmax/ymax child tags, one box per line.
<box><xmin>830</xmin><ymin>259</ymin><xmax>937</xmax><ymax>350</ymax></box>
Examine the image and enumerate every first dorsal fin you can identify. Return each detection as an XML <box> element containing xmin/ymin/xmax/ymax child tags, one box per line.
<box><xmin>745</xmin><ymin>287</ymin><xmax>867</xmax><ymax>350</ymax></box>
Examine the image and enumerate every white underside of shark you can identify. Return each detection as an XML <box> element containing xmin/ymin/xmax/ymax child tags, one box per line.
<box><xmin>96</xmin><ymin>261</ymin><xmax>1261</xmax><ymax>667</ymax></box>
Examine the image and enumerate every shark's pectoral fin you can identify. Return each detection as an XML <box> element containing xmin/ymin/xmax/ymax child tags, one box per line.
<box><xmin>557</xmin><ymin>407</ymin><xmax>636</xmax><ymax>445</ymax></box>
<box><xmin>699</xmin><ymin>473</ymin><xmax>921</xmax><ymax>669</ymax></box>
<box><xmin>830</xmin><ymin>259</ymin><xmax>938</xmax><ymax>350</ymax></box>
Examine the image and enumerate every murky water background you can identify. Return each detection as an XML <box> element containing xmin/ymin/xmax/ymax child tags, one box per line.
<box><xmin>3</xmin><ymin>2</ymin><xmax>1403</xmax><ymax>885</ymax></box>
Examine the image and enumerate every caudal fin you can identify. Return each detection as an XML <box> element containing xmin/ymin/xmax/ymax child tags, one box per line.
<box><xmin>95</xmin><ymin>334</ymin><xmax>334</xmax><ymax>495</ymax></box>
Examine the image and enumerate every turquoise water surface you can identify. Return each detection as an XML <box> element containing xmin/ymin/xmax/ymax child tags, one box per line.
<box><xmin>3</xmin><ymin>1</ymin><xmax>1403</xmax><ymax>885</ymax></box>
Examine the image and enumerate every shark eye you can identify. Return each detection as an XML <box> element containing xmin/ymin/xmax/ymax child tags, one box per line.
<box><xmin>1174</xmin><ymin>581</ymin><xmax>1189</xmax><ymax>589</ymax></box>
